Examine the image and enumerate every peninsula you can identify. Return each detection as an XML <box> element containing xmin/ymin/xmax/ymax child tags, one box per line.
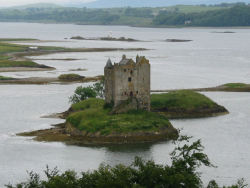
<box><xmin>0</xmin><ymin>38</ymin><xmax>147</xmax><ymax>73</ymax></box>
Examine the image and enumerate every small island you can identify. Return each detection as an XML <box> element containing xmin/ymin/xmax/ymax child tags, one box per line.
<box><xmin>70</xmin><ymin>36</ymin><xmax>139</xmax><ymax>42</ymax></box>
<box><xmin>0</xmin><ymin>74</ymin><xmax>102</xmax><ymax>85</ymax></box>
<box><xmin>152</xmin><ymin>83</ymin><xmax>250</xmax><ymax>93</ymax></box>
<box><xmin>166</xmin><ymin>39</ymin><xmax>193</xmax><ymax>42</ymax></box>
<box><xmin>151</xmin><ymin>90</ymin><xmax>228</xmax><ymax>119</ymax></box>
<box><xmin>18</xmin><ymin>55</ymin><xmax>229</xmax><ymax>145</ymax></box>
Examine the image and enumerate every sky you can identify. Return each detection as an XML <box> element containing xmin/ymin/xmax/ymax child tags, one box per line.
<box><xmin>0</xmin><ymin>0</ymin><xmax>95</xmax><ymax>7</ymax></box>
<box><xmin>0</xmin><ymin>0</ymin><xmax>249</xmax><ymax>8</ymax></box>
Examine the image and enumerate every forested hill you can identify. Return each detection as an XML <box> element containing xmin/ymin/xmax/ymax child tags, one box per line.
<box><xmin>0</xmin><ymin>3</ymin><xmax>250</xmax><ymax>27</ymax></box>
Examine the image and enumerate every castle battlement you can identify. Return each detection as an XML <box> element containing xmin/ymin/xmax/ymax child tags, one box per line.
<box><xmin>104</xmin><ymin>55</ymin><xmax>150</xmax><ymax>111</ymax></box>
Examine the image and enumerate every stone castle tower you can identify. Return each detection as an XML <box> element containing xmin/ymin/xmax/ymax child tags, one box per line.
<box><xmin>104</xmin><ymin>55</ymin><xmax>150</xmax><ymax>111</ymax></box>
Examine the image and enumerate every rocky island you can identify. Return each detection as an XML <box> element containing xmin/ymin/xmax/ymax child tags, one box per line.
<box><xmin>71</xmin><ymin>36</ymin><xmax>139</xmax><ymax>42</ymax></box>
<box><xmin>18</xmin><ymin>55</ymin><xmax>229</xmax><ymax>145</ymax></box>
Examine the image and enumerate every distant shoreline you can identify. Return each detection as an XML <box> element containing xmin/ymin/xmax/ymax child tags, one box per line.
<box><xmin>1</xmin><ymin>21</ymin><xmax>250</xmax><ymax>29</ymax></box>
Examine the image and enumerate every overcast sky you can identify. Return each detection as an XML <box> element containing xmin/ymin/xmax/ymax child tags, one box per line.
<box><xmin>0</xmin><ymin>0</ymin><xmax>95</xmax><ymax>7</ymax></box>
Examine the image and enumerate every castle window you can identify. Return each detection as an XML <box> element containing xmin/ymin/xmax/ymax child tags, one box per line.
<box><xmin>124</xmin><ymin>69</ymin><xmax>126</xmax><ymax>72</ymax></box>
<box><xmin>130</xmin><ymin>91</ymin><xmax>133</xmax><ymax>97</ymax></box>
<box><xmin>125</xmin><ymin>92</ymin><xmax>127</xmax><ymax>95</ymax></box>
<box><xmin>128</xmin><ymin>77</ymin><xmax>132</xmax><ymax>82</ymax></box>
<box><xmin>136</xmin><ymin>91</ymin><xmax>139</xmax><ymax>94</ymax></box>
<box><xmin>130</xmin><ymin>70</ymin><xmax>133</xmax><ymax>74</ymax></box>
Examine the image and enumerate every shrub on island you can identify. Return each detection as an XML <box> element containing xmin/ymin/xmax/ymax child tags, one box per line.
<box><xmin>151</xmin><ymin>90</ymin><xmax>228</xmax><ymax>119</ymax></box>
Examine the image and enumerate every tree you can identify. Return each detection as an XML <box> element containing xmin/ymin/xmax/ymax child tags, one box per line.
<box><xmin>69</xmin><ymin>86</ymin><xmax>97</xmax><ymax>104</ymax></box>
<box><xmin>5</xmin><ymin>136</ymin><xmax>247</xmax><ymax>188</ymax></box>
<box><xmin>93</xmin><ymin>78</ymin><xmax>105</xmax><ymax>99</ymax></box>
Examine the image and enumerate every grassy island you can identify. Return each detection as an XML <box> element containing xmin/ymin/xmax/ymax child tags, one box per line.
<box><xmin>67</xmin><ymin>98</ymin><xmax>173</xmax><ymax>135</ymax></box>
<box><xmin>19</xmin><ymin>90</ymin><xmax>229</xmax><ymax>145</ymax></box>
<box><xmin>58</xmin><ymin>74</ymin><xmax>85</xmax><ymax>81</ymax></box>
<box><xmin>151</xmin><ymin>90</ymin><xmax>228</xmax><ymax>119</ymax></box>
<box><xmin>19</xmin><ymin>98</ymin><xmax>178</xmax><ymax>145</ymax></box>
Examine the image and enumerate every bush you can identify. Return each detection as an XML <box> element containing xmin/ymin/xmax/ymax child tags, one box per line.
<box><xmin>69</xmin><ymin>79</ymin><xmax>104</xmax><ymax>104</ymax></box>
<box><xmin>69</xmin><ymin>86</ymin><xmax>97</xmax><ymax>104</ymax></box>
<box><xmin>6</xmin><ymin>137</ymin><xmax>247</xmax><ymax>188</ymax></box>
<box><xmin>58</xmin><ymin>74</ymin><xmax>84</xmax><ymax>81</ymax></box>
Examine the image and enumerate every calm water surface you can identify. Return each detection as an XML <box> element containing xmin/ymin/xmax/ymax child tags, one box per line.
<box><xmin>0</xmin><ymin>23</ymin><xmax>250</xmax><ymax>186</ymax></box>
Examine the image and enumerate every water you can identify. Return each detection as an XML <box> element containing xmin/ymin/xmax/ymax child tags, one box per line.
<box><xmin>0</xmin><ymin>23</ymin><xmax>250</xmax><ymax>186</ymax></box>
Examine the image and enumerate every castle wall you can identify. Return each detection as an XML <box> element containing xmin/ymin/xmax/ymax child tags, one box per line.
<box><xmin>104</xmin><ymin>68</ymin><xmax>114</xmax><ymax>104</ymax></box>
<box><xmin>104</xmin><ymin>56</ymin><xmax>150</xmax><ymax>111</ymax></box>
<box><xmin>136</xmin><ymin>61</ymin><xmax>150</xmax><ymax>111</ymax></box>
<box><xmin>113</xmin><ymin>63</ymin><xmax>137</xmax><ymax>107</ymax></box>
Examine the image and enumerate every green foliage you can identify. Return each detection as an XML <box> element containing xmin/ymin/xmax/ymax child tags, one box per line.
<box><xmin>0</xmin><ymin>4</ymin><xmax>246</xmax><ymax>27</ymax></box>
<box><xmin>153</xmin><ymin>4</ymin><xmax>250</xmax><ymax>26</ymax></box>
<box><xmin>0</xmin><ymin>42</ymin><xmax>26</xmax><ymax>54</ymax></box>
<box><xmin>0</xmin><ymin>38</ymin><xmax>36</xmax><ymax>42</ymax></box>
<box><xmin>6</xmin><ymin>137</ymin><xmax>247</xmax><ymax>188</ymax></box>
<box><xmin>0</xmin><ymin>75</ymin><xmax>15</xmax><ymax>80</ymax></box>
<box><xmin>93</xmin><ymin>78</ymin><xmax>105</xmax><ymax>98</ymax></box>
<box><xmin>58</xmin><ymin>74</ymin><xmax>84</xmax><ymax>81</ymax></box>
<box><xmin>0</xmin><ymin>60</ymin><xmax>40</xmax><ymax>68</ymax></box>
<box><xmin>71</xmin><ymin>98</ymin><xmax>105</xmax><ymax>111</ymax></box>
<box><xmin>69</xmin><ymin>80</ymin><xmax>104</xmax><ymax>104</ymax></box>
<box><xmin>69</xmin><ymin>86</ymin><xmax>97</xmax><ymax>104</ymax></box>
<box><xmin>66</xmin><ymin>98</ymin><xmax>171</xmax><ymax>135</ymax></box>
<box><xmin>223</xmin><ymin>83</ymin><xmax>248</xmax><ymax>88</ymax></box>
<box><xmin>151</xmin><ymin>90</ymin><xmax>217</xmax><ymax>111</ymax></box>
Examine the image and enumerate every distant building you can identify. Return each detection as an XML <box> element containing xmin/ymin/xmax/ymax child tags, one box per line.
<box><xmin>28</xmin><ymin>46</ymin><xmax>38</xmax><ymax>50</ymax></box>
<box><xmin>185</xmin><ymin>20</ymin><xmax>192</xmax><ymax>25</ymax></box>
<box><xmin>104</xmin><ymin>55</ymin><xmax>150</xmax><ymax>111</ymax></box>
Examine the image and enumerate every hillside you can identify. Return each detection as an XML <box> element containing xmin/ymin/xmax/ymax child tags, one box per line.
<box><xmin>0</xmin><ymin>3</ymin><xmax>250</xmax><ymax>27</ymax></box>
<box><xmin>69</xmin><ymin>0</ymin><xmax>250</xmax><ymax>8</ymax></box>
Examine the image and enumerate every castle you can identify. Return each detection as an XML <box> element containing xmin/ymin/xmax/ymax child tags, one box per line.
<box><xmin>104</xmin><ymin>55</ymin><xmax>150</xmax><ymax>111</ymax></box>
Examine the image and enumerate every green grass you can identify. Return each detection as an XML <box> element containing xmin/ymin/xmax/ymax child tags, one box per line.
<box><xmin>151</xmin><ymin>90</ymin><xmax>217</xmax><ymax>111</ymax></box>
<box><xmin>0</xmin><ymin>55</ymin><xmax>10</xmax><ymax>60</ymax></box>
<box><xmin>58</xmin><ymin>74</ymin><xmax>84</xmax><ymax>81</ymax></box>
<box><xmin>0</xmin><ymin>75</ymin><xmax>15</xmax><ymax>80</ymax></box>
<box><xmin>0</xmin><ymin>38</ymin><xmax>37</xmax><ymax>42</ymax></box>
<box><xmin>223</xmin><ymin>83</ymin><xmax>248</xmax><ymax>88</ymax></box>
<box><xmin>67</xmin><ymin>98</ymin><xmax>171</xmax><ymax>135</ymax></box>
<box><xmin>0</xmin><ymin>60</ymin><xmax>40</xmax><ymax>68</ymax></box>
<box><xmin>163</xmin><ymin>5</ymin><xmax>227</xmax><ymax>14</ymax></box>
<box><xmin>0</xmin><ymin>42</ymin><xmax>26</xmax><ymax>54</ymax></box>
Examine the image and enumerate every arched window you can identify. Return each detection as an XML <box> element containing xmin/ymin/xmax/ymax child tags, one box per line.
<box><xmin>130</xmin><ymin>91</ymin><xmax>133</xmax><ymax>97</ymax></box>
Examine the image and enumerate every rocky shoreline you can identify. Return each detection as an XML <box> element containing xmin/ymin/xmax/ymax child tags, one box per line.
<box><xmin>153</xmin><ymin>106</ymin><xmax>229</xmax><ymax>119</ymax></box>
<box><xmin>18</xmin><ymin>123</ymin><xmax>178</xmax><ymax>146</ymax></box>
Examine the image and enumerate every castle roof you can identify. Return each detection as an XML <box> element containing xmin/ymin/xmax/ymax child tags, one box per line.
<box><xmin>119</xmin><ymin>55</ymin><xmax>135</xmax><ymax>65</ymax></box>
<box><xmin>105</xmin><ymin>58</ymin><xmax>113</xmax><ymax>68</ymax></box>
